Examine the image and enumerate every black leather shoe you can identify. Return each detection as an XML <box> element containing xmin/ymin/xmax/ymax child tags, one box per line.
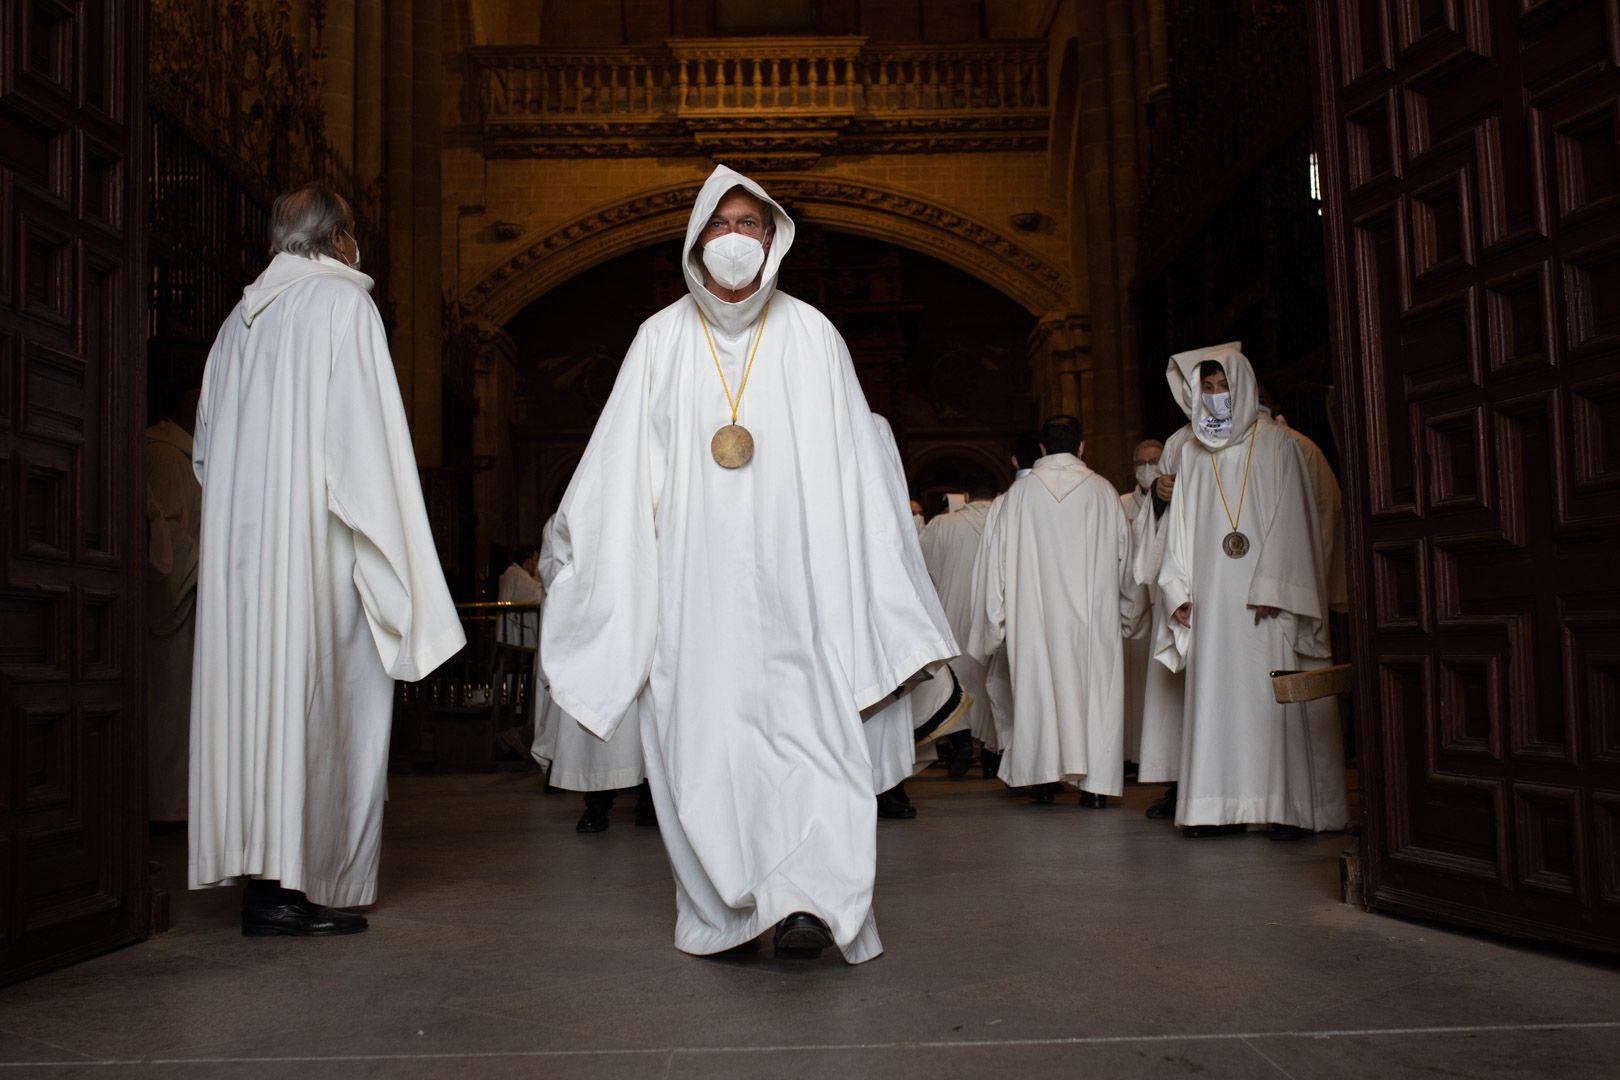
<box><xmin>877</xmin><ymin>791</ymin><xmax>917</xmax><ymax>819</ymax></box>
<box><xmin>1078</xmin><ymin>791</ymin><xmax>1108</xmax><ymax>809</ymax></box>
<box><xmin>980</xmin><ymin>749</ymin><xmax>1002</xmax><ymax>779</ymax></box>
<box><xmin>576</xmin><ymin>807</ymin><xmax>610</xmax><ymax>833</ymax></box>
<box><xmin>1183</xmin><ymin>824</ymin><xmax>1247</xmax><ymax>839</ymax></box>
<box><xmin>773</xmin><ymin>912</ymin><xmax>834</xmax><ymax>959</ymax></box>
<box><xmin>1123</xmin><ymin>760</ymin><xmax>1139</xmax><ymax>780</ymax></box>
<box><xmin>1145</xmin><ymin>783</ymin><xmax>1178</xmax><ymax>820</ymax></box>
<box><xmin>1269</xmin><ymin>823</ymin><xmax>1308</xmax><ymax>841</ymax></box>
<box><xmin>1031</xmin><ymin>782</ymin><xmax>1060</xmax><ymax>805</ymax></box>
<box><xmin>242</xmin><ymin>900</ymin><xmax>367</xmax><ymax>937</ymax></box>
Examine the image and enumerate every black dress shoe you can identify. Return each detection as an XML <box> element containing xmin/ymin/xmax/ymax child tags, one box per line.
<box><xmin>1123</xmin><ymin>760</ymin><xmax>1139</xmax><ymax>780</ymax></box>
<box><xmin>1031</xmin><ymin>782</ymin><xmax>1060</xmax><ymax>805</ymax></box>
<box><xmin>1145</xmin><ymin>783</ymin><xmax>1178</xmax><ymax>820</ymax></box>
<box><xmin>773</xmin><ymin>912</ymin><xmax>834</xmax><ymax>959</ymax></box>
<box><xmin>877</xmin><ymin>791</ymin><xmax>917</xmax><ymax>819</ymax></box>
<box><xmin>980</xmin><ymin>749</ymin><xmax>1002</xmax><ymax>779</ymax></box>
<box><xmin>1268</xmin><ymin>823</ymin><xmax>1308</xmax><ymax>841</ymax></box>
<box><xmin>1078</xmin><ymin>791</ymin><xmax>1108</xmax><ymax>809</ymax></box>
<box><xmin>242</xmin><ymin>900</ymin><xmax>367</xmax><ymax>938</ymax></box>
<box><xmin>1182</xmin><ymin>823</ymin><xmax>1248</xmax><ymax>838</ymax></box>
<box><xmin>634</xmin><ymin>785</ymin><xmax>659</xmax><ymax>828</ymax></box>
<box><xmin>576</xmin><ymin>807</ymin><xmax>610</xmax><ymax>833</ymax></box>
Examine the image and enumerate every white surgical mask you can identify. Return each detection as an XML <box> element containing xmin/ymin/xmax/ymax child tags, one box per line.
<box><xmin>1202</xmin><ymin>391</ymin><xmax>1232</xmax><ymax>420</ymax></box>
<box><xmin>1134</xmin><ymin>463</ymin><xmax>1161</xmax><ymax>490</ymax></box>
<box><xmin>342</xmin><ymin>230</ymin><xmax>361</xmax><ymax>270</ymax></box>
<box><xmin>702</xmin><ymin>232</ymin><xmax>766</xmax><ymax>292</ymax></box>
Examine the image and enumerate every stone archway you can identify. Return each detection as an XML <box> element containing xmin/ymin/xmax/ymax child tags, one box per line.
<box><xmin>460</xmin><ymin>175</ymin><xmax>1073</xmax><ymax>325</ymax></box>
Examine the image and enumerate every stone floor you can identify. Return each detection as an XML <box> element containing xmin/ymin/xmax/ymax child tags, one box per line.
<box><xmin>1</xmin><ymin>768</ymin><xmax>1617</xmax><ymax>1078</ymax></box>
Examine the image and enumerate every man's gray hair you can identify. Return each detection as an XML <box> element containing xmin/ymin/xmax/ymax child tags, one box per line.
<box><xmin>269</xmin><ymin>181</ymin><xmax>353</xmax><ymax>259</ymax></box>
<box><xmin>1135</xmin><ymin>438</ymin><xmax>1164</xmax><ymax>453</ymax></box>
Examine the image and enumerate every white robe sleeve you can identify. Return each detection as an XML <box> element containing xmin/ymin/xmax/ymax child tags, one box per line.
<box><xmin>1116</xmin><ymin>497</ymin><xmax>1146</xmax><ymax>637</ymax></box>
<box><xmin>539</xmin><ymin>328</ymin><xmax>659</xmax><ymax>741</ymax></box>
<box><xmin>324</xmin><ymin>295</ymin><xmax>466</xmax><ymax>682</ymax></box>
<box><xmin>1155</xmin><ymin>479</ymin><xmax>1195</xmax><ymax>674</ymax></box>
<box><xmin>1248</xmin><ymin>437</ymin><xmax>1331</xmax><ymax>661</ymax></box>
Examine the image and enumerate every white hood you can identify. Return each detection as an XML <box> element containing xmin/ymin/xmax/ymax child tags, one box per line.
<box><xmin>683</xmin><ymin>165</ymin><xmax>796</xmax><ymax>338</ymax></box>
<box><xmin>240</xmin><ymin>252</ymin><xmax>374</xmax><ymax>327</ymax></box>
<box><xmin>1030</xmin><ymin>452</ymin><xmax>1091</xmax><ymax>501</ymax></box>
<box><xmin>1166</xmin><ymin>341</ymin><xmax>1259</xmax><ymax>452</ymax></box>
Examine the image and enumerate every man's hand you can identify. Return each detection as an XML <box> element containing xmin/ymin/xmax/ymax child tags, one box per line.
<box><xmin>1252</xmin><ymin>605</ymin><xmax>1280</xmax><ymax>624</ymax></box>
<box><xmin>1155</xmin><ymin>473</ymin><xmax>1176</xmax><ymax>501</ymax></box>
<box><xmin>1173</xmin><ymin>602</ymin><xmax>1192</xmax><ymax>627</ymax></box>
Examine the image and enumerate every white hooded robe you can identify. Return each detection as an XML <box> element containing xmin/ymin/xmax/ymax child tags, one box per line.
<box><xmin>970</xmin><ymin>454</ymin><xmax>1139</xmax><ymax>795</ymax></box>
<box><xmin>189</xmin><ymin>253</ymin><xmax>465</xmax><ymax>906</ymax></box>
<box><xmin>147</xmin><ymin>420</ymin><xmax>201</xmax><ymax>821</ymax></box>
<box><xmin>539</xmin><ymin>166</ymin><xmax>956</xmax><ymax>963</ymax></box>
<box><xmin>1155</xmin><ymin>344</ymin><xmax>1348</xmax><ymax>830</ymax></box>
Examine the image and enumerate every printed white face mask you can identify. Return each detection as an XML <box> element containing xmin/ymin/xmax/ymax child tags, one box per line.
<box><xmin>702</xmin><ymin>231</ymin><xmax>766</xmax><ymax>292</ymax></box>
<box><xmin>1202</xmin><ymin>391</ymin><xmax>1233</xmax><ymax>420</ymax></box>
<box><xmin>1134</xmin><ymin>463</ymin><xmax>1161</xmax><ymax>490</ymax></box>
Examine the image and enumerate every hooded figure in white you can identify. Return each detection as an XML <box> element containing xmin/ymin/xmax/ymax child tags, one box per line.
<box><xmin>147</xmin><ymin>405</ymin><xmax>202</xmax><ymax>821</ymax></box>
<box><xmin>189</xmin><ymin>194</ymin><xmax>464</xmax><ymax>910</ymax></box>
<box><xmin>1155</xmin><ymin>343</ymin><xmax>1348</xmax><ymax>831</ymax></box>
<box><xmin>539</xmin><ymin>166</ymin><xmax>956</xmax><ymax>963</ymax></box>
<box><xmin>969</xmin><ymin>416</ymin><xmax>1141</xmax><ymax>797</ymax></box>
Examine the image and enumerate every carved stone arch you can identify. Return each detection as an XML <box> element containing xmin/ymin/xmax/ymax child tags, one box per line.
<box><xmin>463</xmin><ymin>176</ymin><xmax>1072</xmax><ymax>325</ymax></box>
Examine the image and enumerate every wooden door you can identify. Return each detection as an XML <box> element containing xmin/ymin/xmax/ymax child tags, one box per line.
<box><xmin>1312</xmin><ymin>0</ymin><xmax>1620</xmax><ymax>954</ymax></box>
<box><xmin>1</xmin><ymin>0</ymin><xmax>150</xmax><ymax>982</ymax></box>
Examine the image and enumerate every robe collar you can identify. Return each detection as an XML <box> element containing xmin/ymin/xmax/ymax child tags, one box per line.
<box><xmin>682</xmin><ymin>166</ymin><xmax>796</xmax><ymax>338</ymax></box>
<box><xmin>1030</xmin><ymin>452</ymin><xmax>1092</xmax><ymax>502</ymax></box>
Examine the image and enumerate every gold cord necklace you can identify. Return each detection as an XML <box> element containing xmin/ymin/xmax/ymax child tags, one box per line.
<box><xmin>696</xmin><ymin>301</ymin><xmax>769</xmax><ymax>469</ymax></box>
<box><xmin>1210</xmin><ymin>425</ymin><xmax>1258</xmax><ymax>559</ymax></box>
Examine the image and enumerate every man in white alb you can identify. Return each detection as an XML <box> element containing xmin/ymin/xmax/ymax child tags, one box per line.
<box><xmin>190</xmin><ymin>182</ymin><xmax>464</xmax><ymax>935</ymax></box>
<box><xmin>539</xmin><ymin>166</ymin><xmax>955</xmax><ymax>962</ymax></box>
<box><xmin>920</xmin><ymin>479</ymin><xmax>1000</xmax><ymax>777</ymax></box>
<box><xmin>970</xmin><ymin>416</ymin><xmax>1141</xmax><ymax>807</ymax></box>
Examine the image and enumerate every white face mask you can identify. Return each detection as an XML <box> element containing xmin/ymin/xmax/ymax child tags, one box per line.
<box><xmin>339</xmin><ymin>230</ymin><xmax>361</xmax><ymax>270</ymax></box>
<box><xmin>1202</xmin><ymin>391</ymin><xmax>1232</xmax><ymax>420</ymax></box>
<box><xmin>702</xmin><ymin>231</ymin><xmax>766</xmax><ymax>292</ymax></box>
<box><xmin>1134</xmin><ymin>463</ymin><xmax>1161</xmax><ymax>490</ymax></box>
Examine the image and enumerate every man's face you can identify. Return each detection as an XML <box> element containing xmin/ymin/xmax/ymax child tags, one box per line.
<box><xmin>1200</xmin><ymin>367</ymin><xmax>1230</xmax><ymax>395</ymax></box>
<box><xmin>1133</xmin><ymin>445</ymin><xmax>1162</xmax><ymax>470</ymax></box>
<box><xmin>702</xmin><ymin>189</ymin><xmax>774</xmax><ymax>255</ymax></box>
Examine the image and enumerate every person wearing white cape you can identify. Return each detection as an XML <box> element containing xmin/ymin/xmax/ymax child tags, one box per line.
<box><xmin>529</xmin><ymin>517</ymin><xmax>654</xmax><ymax>833</ymax></box>
<box><xmin>1154</xmin><ymin>343</ymin><xmax>1348</xmax><ymax>838</ymax></box>
<box><xmin>539</xmin><ymin>166</ymin><xmax>956</xmax><ymax>963</ymax></box>
<box><xmin>189</xmin><ymin>183</ymin><xmax>465</xmax><ymax>935</ymax></box>
<box><xmin>920</xmin><ymin>478</ymin><xmax>1000</xmax><ymax>772</ymax></box>
<box><xmin>969</xmin><ymin>415</ymin><xmax>1141</xmax><ymax>806</ymax></box>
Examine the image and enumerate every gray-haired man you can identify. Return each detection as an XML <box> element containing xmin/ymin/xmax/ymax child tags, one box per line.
<box><xmin>189</xmin><ymin>182</ymin><xmax>464</xmax><ymax>936</ymax></box>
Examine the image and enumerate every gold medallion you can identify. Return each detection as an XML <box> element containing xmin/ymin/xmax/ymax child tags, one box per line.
<box><xmin>1222</xmin><ymin>530</ymin><xmax>1250</xmax><ymax>559</ymax></box>
<box><xmin>711</xmin><ymin>424</ymin><xmax>754</xmax><ymax>469</ymax></box>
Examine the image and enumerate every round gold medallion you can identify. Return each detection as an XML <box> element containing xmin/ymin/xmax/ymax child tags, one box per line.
<box><xmin>711</xmin><ymin>424</ymin><xmax>754</xmax><ymax>469</ymax></box>
<box><xmin>1222</xmin><ymin>530</ymin><xmax>1251</xmax><ymax>559</ymax></box>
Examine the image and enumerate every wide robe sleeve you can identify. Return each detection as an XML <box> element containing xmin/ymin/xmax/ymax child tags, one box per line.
<box><xmin>1115</xmin><ymin>496</ymin><xmax>1146</xmax><ymax>638</ymax></box>
<box><xmin>539</xmin><ymin>328</ymin><xmax>659</xmax><ymax>741</ymax></box>
<box><xmin>1155</xmin><ymin>476</ymin><xmax>1195</xmax><ymax>674</ymax></box>
<box><xmin>1247</xmin><ymin>433</ymin><xmax>1331</xmax><ymax>661</ymax></box>
<box><xmin>966</xmin><ymin>495</ymin><xmax>1008</xmax><ymax>664</ymax></box>
<box><xmin>325</xmin><ymin>293</ymin><xmax>466</xmax><ymax>683</ymax></box>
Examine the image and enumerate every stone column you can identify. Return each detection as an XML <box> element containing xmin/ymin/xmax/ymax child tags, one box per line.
<box><xmin>409</xmin><ymin>0</ymin><xmax>445</xmax><ymax>464</ymax></box>
<box><xmin>320</xmin><ymin>0</ymin><xmax>356</xmax><ymax>164</ymax></box>
<box><xmin>355</xmin><ymin>0</ymin><xmax>385</xmax><ymax>185</ymax></box>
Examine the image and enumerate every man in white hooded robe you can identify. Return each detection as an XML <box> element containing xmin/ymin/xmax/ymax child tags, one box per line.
<box><xmin>1155</xmin><ymin>343</ymin><xmax>1348</xmax><ymax>838</ymax></box>
<box><xmin>540</xmin><ymin>166</ymin><xmax>955</xmax><ymax>962</ymax></box>
<box><xmin>189</xmin><ymin>183</ymin><xmax>465</xmax><ymax>935</ymax></box>
<box><xmin>970</xmin><ymin>416</ymin><xmax>1141</xmax><ymax>806</ymax></box>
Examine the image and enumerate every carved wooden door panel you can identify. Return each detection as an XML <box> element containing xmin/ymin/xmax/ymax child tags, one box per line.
<box><xmin>1312</xmin><ymin>0</ymin><xmax>1620</xmax><ymax>953</ymax></box>
<box><xmin>1</xmin><ymin>0</ymin><xmax>150</xmax><ymax>982</ymax></box>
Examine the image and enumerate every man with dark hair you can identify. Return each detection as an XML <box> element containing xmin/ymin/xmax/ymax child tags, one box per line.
<box><xmin>970</xmin><ymin>415</ymin><xmax>1141</xmax><ymax>808</ymax></box>
<box><xmin>190</xmin><ymin>181</ymin><xmax>463</xmax><ymax>935</ymax></box>
<box><xmin>496</xmin><ymin>543</ymin><xmax>544</xmax><ymax>648</ymax></box>
<box><xmin>1010</xmin><ymin>430</ymin><xmax>1043</xmax><ymax>479</ymax></box>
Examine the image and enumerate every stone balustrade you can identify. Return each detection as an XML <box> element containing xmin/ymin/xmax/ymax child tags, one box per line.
<box><xmin>469</xmin><ymin>37</ymin><xmax>1049</xmax><ymax>162</ymax></box>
